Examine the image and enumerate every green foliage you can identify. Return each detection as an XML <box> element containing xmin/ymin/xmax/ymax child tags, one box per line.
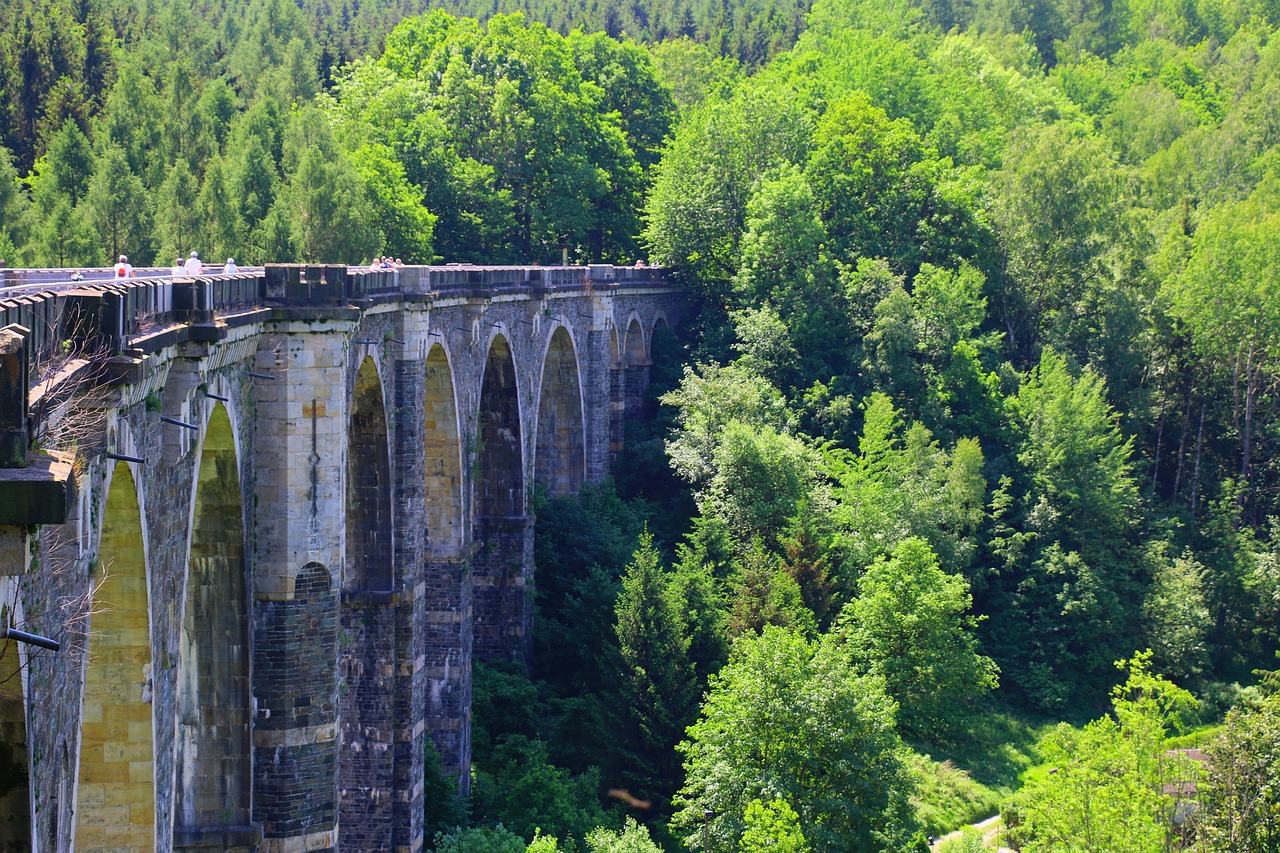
<box><xmin>643</xmin><ymin>85</ymin><xmax>812</xmax><ymax>292</ymax></box>
<box><xmin>1003</xmin><ymin>653</ymin><xmax>1198</xmax><ymax>852</ymax></box>
<box><xmin>424</xmin><ymin>740</ymin><xmax>467</xmax><ymax>842</ymax></box>
<box><xmin>86</xmin><ymin>144</ymin><xmax>151</xmax><ymax>262</ymax></box>
<box><xmin>1164</xmin><ymin>176</ymin><xmax>1280</xmax><ymax>505</ymax></box>
<box><xmin>825</xmin><ymin>393</ymin><xmax>988</xmax><ymax>580</ymax></box>
<box><xmin>727</xmin><ymin>538</ymin><xmax>817</xmax><ymax>638</ymax></box>
<box><xmin>613</xmin><ymin>530</ymin><xmax>699</xmax><ymax>803</ymax></box>
<box><xmin>1195</xmin><ymin>692</ymin><xmax>1280</xmax><ymax>852</ymax></box>
<box><xmin>740</xmin><ymin>798</ymin><xmax>809</xmax><ymax>853</ymax></box>
<box><xmin>988</xmin><ymin>349</ymin><xmax>1142</xmax><ymax>710</ymax></box>
<box><xmin>155</xmin><ymin>160</ymin><xmax>200</xmax><ymax>262</ymax></box>
<box><xmin>277</xmin><ymin>107</ymin><xmax>379</xmax><ymax>262</ymax></box>
<box><xmin>471</xmin><ymin>736</ymin><xmax>611</xmax><ymax>848</ymax></box>
<box><xmin>986</xmin><ymin>121</ymin><xmax>1131</xmax><ymax>361</ymax></box>
<box><xmin>435</xmin><ymin>825</ymin><xmax>528</xmax><ymax>853</ymax></box>
<box><xmin>806</xmin><ymin>93</ymin><xmax>980</xmax><ymax>274</ymax></box>
<box><xmin>584</xmin><ymin>818</ymin><xmax>665</xmax><ymax>853</ymax></box>
<box><xmin>707</xmin><ymin>421</ymin><xmax>823</xmax><ymax>548</ymax></box>
<box><xmin>935</xmin><ymin>828</ymin><xmax>992</xmax><ymax>853</ymax></box>
<box><xmin>662</xmin><ymin>361</ymin><xmax>793</xmax><ymax>491</ymax></box>
<box><xmin>903</xmin><ymin>752</ymin><xmax>1001</xmax><ymax>838</ymax></box>
<box><xmin>0</xmin><ymin>145</ymin><xmax>30</xmax><ymax>259</ymax></box>
<box><xmin>841</xmin><ymin>538</ymin><xmax>999</xmax><ymax>741</ymax></box>
<box><xmin>674</xmin><ymin>626</ymin><xmax>918</xmax><ymax>853</ymax></box>
<box><xmin>377</xmin><ymin>11</ymin><xmax>652</xmax><ymax>262</ymax></box>
<box><xmin>350</xmin><ymin>142</ymin><xmax>437</xmax><ymax>262</ymax></box>
<box><xmin>1143</xmin><ymin>544</ymin><xmax>1213</xmax><ymax>680</ymax></box>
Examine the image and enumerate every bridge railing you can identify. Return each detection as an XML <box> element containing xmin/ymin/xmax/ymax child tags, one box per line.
<box><xmin>1</xmin><ymin>263</ymin><xmax>673</xmax><ymax>389</ymax></box>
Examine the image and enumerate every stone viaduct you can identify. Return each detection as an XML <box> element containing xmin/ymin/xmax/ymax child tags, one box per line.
<box><xmin>0</xmin><ymin>263</ymin><xmax>684</xmax><ymax>853</ymax></box>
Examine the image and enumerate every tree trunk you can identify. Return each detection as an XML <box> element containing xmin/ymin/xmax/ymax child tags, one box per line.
<box><xmin>1190</xmin><ymin>403</ymin><xmax>1205</xmax><ymax>515</ymax></box>
<box><xmin>1151</xmin><ymin>415</ymin><xmax>1164</xmax><ymax>498</ymax></box>
<box><xmin>1240</xmin><ymin>342</ymin><xmax>1256</xmax><ymax>511</ymax></box>
<box><xmin>1173</xmin><ymin>396</ymin><xmax>1190</xmax><ymax>501</ymax></box>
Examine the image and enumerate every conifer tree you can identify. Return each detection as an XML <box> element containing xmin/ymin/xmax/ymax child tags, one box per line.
<box><xmin>614</xmin><ymin>530</ymin><xmax>699</xmax><ymax>803</ymax></box>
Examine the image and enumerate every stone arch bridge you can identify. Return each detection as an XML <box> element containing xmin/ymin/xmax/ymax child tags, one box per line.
<box><xmin>0</xmin><ymin>263</ymin><xmax>684</xmax><ymax>853</ymax></box>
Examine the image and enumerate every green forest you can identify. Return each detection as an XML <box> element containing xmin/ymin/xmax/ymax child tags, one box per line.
<box><xmin>7</xmin><ymin>0</ymin><xmax>1280</xmax><ymax>848</ymax></box>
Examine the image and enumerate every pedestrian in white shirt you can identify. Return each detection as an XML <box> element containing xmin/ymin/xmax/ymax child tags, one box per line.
<box><xmin>184</xmin><ymin>250</ymin><xmax>203</xmax><ymax>276</ymax></box>
<box><xmin>223</xmin><ymin>257</ymin><xmax>238</xmax><ymax>274</ymax></box>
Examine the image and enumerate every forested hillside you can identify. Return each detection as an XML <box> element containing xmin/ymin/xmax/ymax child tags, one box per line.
<box><xmin>7</xmin><ymin>0</ymin><xmax>1280</xmax><ymax>848</ymax></box>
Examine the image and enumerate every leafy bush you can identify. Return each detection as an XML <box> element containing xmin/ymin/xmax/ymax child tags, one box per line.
<box><xmin>434</xmin><ymin>826</ymin><xmax>526</xmax><ymax>853</ymax></box>
<box><xmin>937</xmin><ymin>827</ymin><xmax>994</xmax><ymax>853</ymax></box>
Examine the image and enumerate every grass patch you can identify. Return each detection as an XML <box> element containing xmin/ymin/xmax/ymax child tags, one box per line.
<box><xmin>1165</xmin><ymin>723</ymin><xmax>1223</xmax><ymax>750</ymax></box>
<box><xmin>906</xmin><ymin>751</ymin><xmax>1001</xmax><ymax>836</ymax></box>
<box><xmin>912</xmin><ymin>707</ymin><xmax>1048</xmax><ymax>791</ymax></box>
<box><xmin>905</xmin><ymin>706</ymin><xmax>1051</xmax><ymax>836</ymax></box>
<box><xmin>937</xmin><ymin>826</ymin><xmax>999</xmax><ymax>853</ymax></box>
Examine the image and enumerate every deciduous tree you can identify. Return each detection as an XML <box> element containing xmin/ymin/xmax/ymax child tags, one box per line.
<box><xmin>674</xmin><ymin>626</ymin><xmax>916</xmax><ymax>853</ymax></box>
<box><xmin>839</xmin><ymin>537</ymin><xmax>998</xmax><ymax>741</ymax></box>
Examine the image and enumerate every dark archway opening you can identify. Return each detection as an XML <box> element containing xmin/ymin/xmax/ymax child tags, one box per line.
<box><xmin>474</xmin><ymin>336</ymin><xmax>529</xmax><ymax>663</ymax></box>
<box><xmin>535</xmin><ymin>327</ymin><xmax>585</xmax><ymax>497</ymax></box>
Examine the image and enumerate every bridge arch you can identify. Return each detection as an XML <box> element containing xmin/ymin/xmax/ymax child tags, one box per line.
<box><xmin>623</xmin><ymin>315</ymin><xmax>647</xmax><ymax>366</ymax></box>
<box><xmin>534</xmin><ymin>324</ymin><xmax>586</xmax><ymax>497</ymax></box>
<box><xmin>346</xmin><ymin>355</ymin><xmax>393</xmax><ymax>593</ymax></box>
<box><xmin>424</xmin><ymin>343</ymin><xmax>464</xmax><ymax>553</ymax></box>
<box><xmin>622</xmin><ymin>316</ymin><xmax>649</xmax><ymax>419</ymax></box>
<box><xmin>650</xmin><ymin>312</ymin><xmax>671</xmax><ymax>349</ymax></box>
<box><xmin>174</xmin><ymin>402</ymin><xmax>251</xmax><ymax>846</ymax></box>
<box><xmin>476</xmin><ymin>334</ymin><xmax>524</xmax><ymax>519</ymax></box>
<box><xmin>78</xmin><ymin>455</ymin><xmax>156</xmax><ymax>853</ymax></box>
<box><xmin>473</xmin><ymin>333</ymin><xmax>529</xmax><ymax>662</ymax></box>
<box><xmin>340</xmin><ymin>354</ymin><xmax>397</xmax><ymax>851</ymax></box>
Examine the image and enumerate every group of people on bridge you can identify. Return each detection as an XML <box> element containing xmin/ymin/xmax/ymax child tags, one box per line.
<box><xmin>101</xmin><ymin>251</ymin><xmax>238</xmax><ymax>279</ymax></box>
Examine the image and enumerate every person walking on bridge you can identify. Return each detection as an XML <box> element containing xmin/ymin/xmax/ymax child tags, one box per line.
<box><xmin>184</xmin><ymin>250</ymin><xmax>203</xmax><ymax>276</ymax></box>
<box><xmin>113</xmin><ymin>255</ymin><xmax>134</xmax><ymax>279</ymax></box>
<box><xmin>223</xmin><ymin>257</ymin><xmax>238</xmax><ymax>274</ymax></box>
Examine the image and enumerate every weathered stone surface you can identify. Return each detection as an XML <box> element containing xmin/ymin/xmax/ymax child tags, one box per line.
<box><xmin>0</xmin><ymin>450</ymin><xmax>73</xmax><ymax>525</ymax></box>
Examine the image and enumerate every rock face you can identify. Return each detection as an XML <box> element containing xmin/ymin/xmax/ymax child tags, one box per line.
<box><xmin>0</xmin><ymin>264</ymin><xmax>684</xmax><ymax>853</ymax></box>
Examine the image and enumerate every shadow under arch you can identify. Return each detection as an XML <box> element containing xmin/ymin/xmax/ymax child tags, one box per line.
<box><xmin>473</xmin><ymin>334</ymin><xmax>529</xmax><ymax>663</ymax></box>
<box><xmin>347</xmin><ymin>355</ymin><xmax>393</xmax><ymax>592</ymax></box>
<box><xmin>476</xmin><ymin>335</ymin><xmax>523</xmax><ymax>520</ymax></box>
<box><xmin>174</xmin><ymin>403</ymin><xmax>252</xmax><ymax>848</ymax></box>
<box><xmin>78</xmin><ymin>460</ymin><xmax>156</xmax><ymax>853</ymax></box>
<box><xmin>421</xmin><ymin>343</ymin><xmax>472</xmax><ymax>785</ymax></box>
<box><xmin>424</xmin><ymin>343</ymin><xmax>464</xmax><ymax>553</ymax></box>
<box><xmin>339</xmin><ymin>355</ymin><xmax>396</xmax><ymax>851</ymax></box>
<box><xmin>622</xmin><ymin>317</ymin><xmax>651</xmax><ymax>422</ymax></box>
<box><xmin>623</xmin><ymin>317</ymin><xmax>646</xmax><ymax>368</ymax></box>
<box><xmin>535</xmin><ymin>325</ymin><xmax>585</xmax><ymax>497</ymax></box>
<box><xmin>609</xmin><ymin>325</ymin><xmax>624</xmax><ymax>458</ymax></box>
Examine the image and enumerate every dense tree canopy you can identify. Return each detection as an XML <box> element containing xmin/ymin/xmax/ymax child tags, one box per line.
<box><xmin>9</xmin><ymin>0</ymin><xmax>1280</xmax><ymax>846</ymax></box>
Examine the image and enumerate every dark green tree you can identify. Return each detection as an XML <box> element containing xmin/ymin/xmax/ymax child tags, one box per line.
<box><xmin>86</xmin><ymin>144</ymin><xmax>153</xmax><ymax>262</ymax></box>
<box><xmin>613</xmin><ymin>530</ymin><xmax>699</xmax><ymax>804</ymax></box>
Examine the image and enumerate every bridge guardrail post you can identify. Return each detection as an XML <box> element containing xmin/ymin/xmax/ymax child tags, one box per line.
<box><xmin>0</xmin><ymin>325</ymin><xmax>30</xmax><ymax>468</ymax></box>
<box><xmin>0</xmin><ymin>323</ymin><xmax>72</xmax><ymax>526</ymax></box>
